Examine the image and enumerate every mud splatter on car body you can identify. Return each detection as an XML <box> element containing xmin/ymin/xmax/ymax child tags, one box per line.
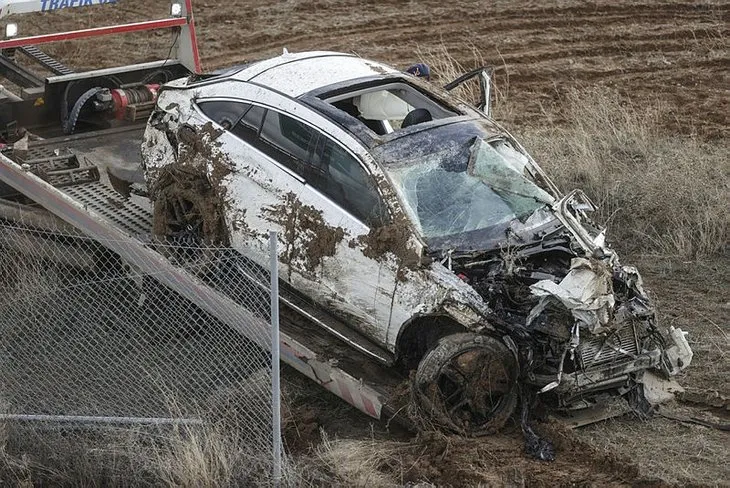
<box><xmin>263</xmin><ymin>192</ymin><xmax>346</xmax><ymax>274</ymax></box>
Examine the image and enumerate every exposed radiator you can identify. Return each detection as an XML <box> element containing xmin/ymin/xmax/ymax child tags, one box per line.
<box><xmin>578</xmin><ymin>324</ymin><xmax>639</xmax><ymax>370</ymax></box>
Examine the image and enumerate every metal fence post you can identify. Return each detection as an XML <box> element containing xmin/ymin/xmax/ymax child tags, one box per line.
<box><xmin>269</xmin><ymin>231</ymin><xmax>282</xmax><ymax>485</ymax></box>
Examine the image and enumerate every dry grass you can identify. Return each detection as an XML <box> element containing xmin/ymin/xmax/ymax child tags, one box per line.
<box><xmin>153</xmin><ymin>423</ymin><xmax>267</xmax><ymax>487</ymax></box>
<box><xmin>573</xmin><ymin>404</ymin><xmax>729</xmax><ymax>487</ymax></box>
<box><xmin>0</xmin><ymin>421</ymin><xmax>284</xmax><ymax>487</ymax></box>
<box><xmin>294</xmin><ymin>430</ymin><xmax>403</xmax><ymax>487</ymax></box>
<box><xmin>514</xmin><ymin>88</ymin><xmax>729</xmax><ymax>259</ymax></box>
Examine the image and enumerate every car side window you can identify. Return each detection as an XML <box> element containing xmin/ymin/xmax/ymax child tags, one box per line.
<box><xmin>223</xmin><ymin>105</ymin><xmax>388</xmax><ymax>225</ymax></box>
<box><xmin>311</xmin><ymin>136</ymin><xmax>389</xmax><ymax>225</ymax></box>
<box><xmin>231</xmin><ymin>104</ymin><xmax>266</xmax><ymax>144</ymax></box>
<box><xmin>257</xmin><ymin>110</ymin><xmax>318</xmax><ymax>177</ymax></box>
<box><xmin>197</xmin><ymin>100</ymin><xmax>250</xmax><ymax>130</ymax></box>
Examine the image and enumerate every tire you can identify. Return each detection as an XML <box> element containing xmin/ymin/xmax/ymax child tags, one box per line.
<box><xmin>151</xmin><ymin>167</ymin><xmax>229</xmax><ymax>248</ymax></box>
<box><xmin>412</xmin><ymin>332</ymin><xmax>518</xmax><ymax>436</ymax></box>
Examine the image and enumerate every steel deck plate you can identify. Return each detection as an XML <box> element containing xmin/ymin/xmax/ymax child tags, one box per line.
<box><xmin>61</xmin><ymin>182</ymin><xmax>153</xmax><ymax>238</ymax></box>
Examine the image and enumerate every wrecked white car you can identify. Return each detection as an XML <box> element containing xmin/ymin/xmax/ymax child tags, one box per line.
<box><xmin>141</xmin><ymin>51</ymin><xmax>692</xmax><ymax>435</ymax></box>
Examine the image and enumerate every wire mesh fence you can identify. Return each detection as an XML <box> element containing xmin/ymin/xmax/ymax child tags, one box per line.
<box><xmin>0</xmin><ymin>215</ymin><xmax>282</xmax><ymax>486</ymax></box>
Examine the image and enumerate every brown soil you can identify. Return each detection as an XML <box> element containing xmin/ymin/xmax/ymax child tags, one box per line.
<box><xmin>284</xmin><ymin>368</ymin><xmax>676</xmax><ymax>487</ymax></box>
<box><xmin>15</xmin><ymin>0</ymin><xmax>728</xmax><ymax>140</ymax></box>
<box><xmin>358</xmin><ymin>218</ymin><xmax>421</xmax><ymax>279</ymax></box>
<box><xmin>9</xmin><ymin>1</ymin><xmax>728</xmax><ymax>486</ymax></box>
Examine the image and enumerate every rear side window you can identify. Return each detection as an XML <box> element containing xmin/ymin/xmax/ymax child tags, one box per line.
<box><xmin>261</xmin><ymin>111</ymin><xmax>316</xmax><ymax>161</ymax></box>
<box><xmin>210</xmin><ymin>104</ymin><xmax>389</xmax><ymax>226</ymax></box>
<box><xmin>232</xmin><ymin>104</ymin><xmax>266</xmax><ymax>143</ymax></box>
<box><xmin>257</xmin><ymin>111</ymin><xmax>318</xmax><ymax>177</ymax></box>
<box><xmin>197</xmin><ymin>100</ymin><xmax>250</xmax><ymax>130</ymax></box>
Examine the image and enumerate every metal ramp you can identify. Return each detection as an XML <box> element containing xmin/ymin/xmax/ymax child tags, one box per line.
<box><xmin>0</xmin><ymin>150</ymin><xmax>407</xmax><ymax>426</ymax></box>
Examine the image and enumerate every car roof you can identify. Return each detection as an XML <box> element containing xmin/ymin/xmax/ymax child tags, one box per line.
<box><xmin>229</xmin><ymin>51</ymin><xmax>402</xmax><ymax>97</ymax></box>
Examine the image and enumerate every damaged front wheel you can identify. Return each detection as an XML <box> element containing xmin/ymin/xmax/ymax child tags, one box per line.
<box><xmin>412</xmin><ymin>333</ymin><xmax>518</xmax><ymax>436</ymax></box>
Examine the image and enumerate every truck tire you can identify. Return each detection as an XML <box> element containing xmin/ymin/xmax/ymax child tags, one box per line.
<box><xmin>412</xmin><ymin>332</ymin><xmax>518</xmax><ymax>436</ymax></box>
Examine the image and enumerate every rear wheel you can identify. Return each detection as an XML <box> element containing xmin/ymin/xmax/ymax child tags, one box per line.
<box><xmin>151</xmin><ymin>167</ymin><xmax>229</xmax><ymax>266</ymax></box>
<box><xmin>152</xmin><ymin>175</ymin><xmax>228</xmax><ymax>245</ymax></box>
<box><xmin>412</xmin><ymin>332</ymin><xmax>518</xmax><ymax>436</ymax></box>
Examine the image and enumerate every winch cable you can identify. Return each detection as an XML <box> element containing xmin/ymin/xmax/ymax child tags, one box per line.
<box><xmin>141</xmin><ymin>69</ymin><xmax>174</xmax><ymax>85</ymax></box>
<box><xmin>63</xmin><ymin>87</ymin><xmax>106</xmax><ymax>135</ymax></box>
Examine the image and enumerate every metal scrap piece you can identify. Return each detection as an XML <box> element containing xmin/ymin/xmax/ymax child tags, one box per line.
<box><xmin>528</xmin><ymin>257</ymin><xmax>615</xmax><ymax>333</ymax></box>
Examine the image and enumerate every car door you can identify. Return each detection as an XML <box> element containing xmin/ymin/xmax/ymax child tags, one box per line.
<box><xmin>250</xmin><ymin>102</ymin><xmax>400</xmax><ymax>346</ymax></box>
<box><xmin>295</xmin><ymin>129</ymin><xmax>397</xmax><ymax>345</ymax></box>
<box><xmin>444</xmin><ymin>67</ymin><xmax>493</xmax><ymax>116</ymax></box>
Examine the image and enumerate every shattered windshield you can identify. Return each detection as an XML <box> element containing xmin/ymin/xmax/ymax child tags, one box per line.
<box><xmin>386</xmin><ymin>137</ymin><xmax>555</xmax><ymax>249</ymax></box>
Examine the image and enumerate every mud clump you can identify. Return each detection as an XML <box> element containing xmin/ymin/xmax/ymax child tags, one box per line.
<box><xmin>151</xmin><ymin>165</ymin><xmax>230</xmax><ymax>246</ymax></box>
<box><xmin>263</xmin><ymin>192</ymin><xmax>345</xmax><ymax>274</ymax></box>
<box><xmin>175</xmin><ymin>122</ymin><xmax>234</xmax><ymax>188</ymax></box>
<box><xmin>150</xmin><ymin>122</ymin><xmax>234</xmax><ymax>246</ymax></box>
<box><xmin>177</xmin><ymin>121</ymin><xmax>224</xmax><ymax>156</ymax></box>
<box><xmin>358</xmin><ymin>218</ymin><xmax>421</xmax><ymax>280</ymax></box>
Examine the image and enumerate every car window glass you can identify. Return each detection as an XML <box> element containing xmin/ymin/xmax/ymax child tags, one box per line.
<box><xmin>197</xmin><ymin>100</ymin><xmax>250</xmax><ymax>130</ymax></box>
<box><xmin>259</xmin><ymin>111</ymin><xmax>316</xmax><ymax>164</ymax></box>
<box><xmin>327</xmin><ymin>82</ymin><xmax>459</xmax><ymax>136</ymax></box>
<box><xmin>231</xmin><ymin>104</ymin><xmax>266</xmax><ymax>143</ymax></box>
<box><xmin>311</xmin><ymin>136</ymin><xmax>389</xmax><ymax>225</ymax></box>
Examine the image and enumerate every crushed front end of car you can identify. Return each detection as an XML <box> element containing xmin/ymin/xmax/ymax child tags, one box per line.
<box><xmin>436</xmin><ymin>188</ymin><xmax>693</xmax><ymax>417</ymax></box>
<box><xmin>381</xmin><ymin>129</ymin><xmax>692</xmax><ymax>429</ymax></box>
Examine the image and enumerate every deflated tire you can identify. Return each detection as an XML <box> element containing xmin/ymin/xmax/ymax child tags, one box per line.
<box><xmin>412</xmin><ymin>332</ymin><xmax>519</xmax><ymax>436</ymax></box>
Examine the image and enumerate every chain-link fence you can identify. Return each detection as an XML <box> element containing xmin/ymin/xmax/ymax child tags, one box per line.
<box><xmin>0</xmin><ymin>215</ymin><xmax>283</xmax><ymax>486</ymax></box>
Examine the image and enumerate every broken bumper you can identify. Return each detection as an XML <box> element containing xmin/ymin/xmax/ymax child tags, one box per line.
<box><xmin>528</xmin><ymin>349</ymin><xmax>662</xmax><ymax>398</ymax></box>
<box><xmin>528</xmin><ymin>326</ymin><xmax>692</xmax><ymax>406</ymax></box>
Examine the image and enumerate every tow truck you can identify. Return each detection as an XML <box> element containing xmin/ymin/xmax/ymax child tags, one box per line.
<box><xmin>0</xmin><ymin>0</ymin><xmax>403</xmax><ymax>426</ymax></box>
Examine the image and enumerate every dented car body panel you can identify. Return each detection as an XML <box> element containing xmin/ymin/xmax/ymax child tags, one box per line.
<box><xmin>142</xmin><ymin>50</ymin><xmax>692</xmax><ymax>421</ymax></box>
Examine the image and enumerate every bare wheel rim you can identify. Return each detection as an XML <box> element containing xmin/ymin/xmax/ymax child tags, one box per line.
<box><xmin>153</xmin><ymin>184</ymin><xmax>226</xmax><ymax>268</ymax></box>
<box><xmin>162</xmin><ymin>194</ymin><xmax>204</xmax><ymax>244</ymax></box>
<box><xmin>413</xmin><ymin>333</ymin><xmax>518</xmax><ymax>435</ymax></box>
<box><xmin>429</xmin><ymin>347</ymin><xmax>511</xmax><ymax>429</ymax></box>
